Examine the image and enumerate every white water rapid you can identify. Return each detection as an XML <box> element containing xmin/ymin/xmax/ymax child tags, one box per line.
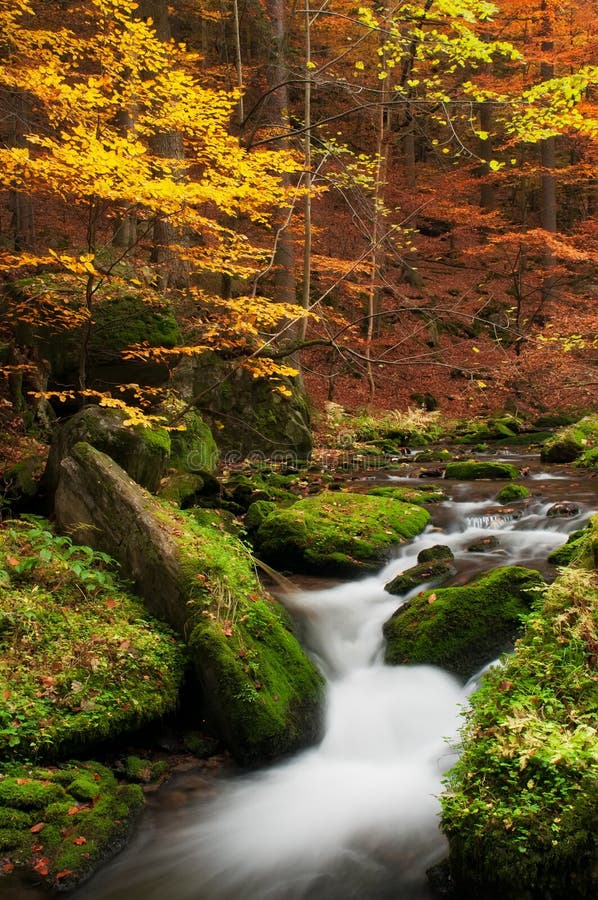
<box><xmin>72</xmin><ymin>472</ymin><xmax>594</xmax><ymax>900</ymax></box>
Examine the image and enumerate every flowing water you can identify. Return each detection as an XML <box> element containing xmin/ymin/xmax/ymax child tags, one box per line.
<box><xmin>5</xmin><ymin>457</ymin><xmax>597</xmax><ymax>900</ymax></box>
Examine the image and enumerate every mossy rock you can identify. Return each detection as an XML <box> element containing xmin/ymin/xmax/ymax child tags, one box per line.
<box><xmin>417</xmin><ymin>544</ymin><xmax>454</xmax><ymax>563</ymax></box>
<box><xmin>383</xmin><ymin>566</ymin><xmax>544</xmax><ymax>679</ymax></box>
<box><xmin>444</xmin><ymin>460</ymin><xmax>520</xmax><ymax>480</ymax></box>
<box><xmin>245</xmin><ymin>500</ymin><xmax>278</xmax><ymax>535</ymax></box>
<box><xmin>167</xmin><ymin>407</ymin><xmax>219</xmax><ymax>474</ymax></box>
<box><xmin>412</xmin><ymin>448</ymin><xmax>453</xmax><ymax>462</ymax></box>
<box><xmin>172</xmin><ymin>352</ymin><xmax>312</xmax><ymax>459</ymax></box>
<box><xmin>12</xmin><ymin>274</ymin><xmax>180</xmax><ymax>387</ymax></box>
<box><xmin>189</xmin><ymin>596</ymin><xmax>323</xmax><ymax>764</ymax></box>
<box><xmin>0</xmin><ymin>518</ymin><xmax>187</xmax><ymax>761</ymax></box>
<box><xmin>366</xmin><ymin>485</ymin><xmax>445</xmax><ymax>504</ymax></box>
<box><xmin>53</xmin><ymin>443</ymin><xmax>324</xmax><ymax>765</ymax></box>
<box><xmin>547</xmin><ymin>515</ymin><xmax>598</xmax><ymax>570</ymax></box>
<box><xmin>384</xmin><ymin>558</ymin><xmax>457</xmax><ymax>595</ymax></box>
<box><xmin>253</xmin><ymin>492</ymin><xmax>430</xmax><ymax>576</ymax></box>
<box><xmin>45</xmin><ymin>405</ymin><xmax>171</xmax><ymax>494</ymax></box>
<box><xmin>157</xmin><ymin>471</ymin><xmax>205</xmax><ymax>507</ymax></box>
<box><xmin>441</xmin><ymin>569</ymin><xmax>598</xmax><ymax>899</ymax></box>
<box><xmin>541</xmin><ymin>415</ymin><xmax>598</xmax><ymax>465</ymax></box>
<box><xmin>0</xmin><ymin>761</ymin><xmax>143</xmax><ymax>890</ymax></box>
<box><xmin>496</xmin><ymin>483</ymin><xmax>531</xmax><ymax>503</ymax></box>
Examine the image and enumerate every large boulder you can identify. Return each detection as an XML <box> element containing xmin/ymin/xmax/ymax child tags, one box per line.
<box><xmin>383</xmin><ymin>566</ymin><xmax>545</xmax><ymax>679</ymax></box>
<box><xmin>172</xmin><ymin>352</ymin><xmax>312</xmax><ymax>460</ymax></box>
<box><xmin>253</xmin><ymin>492</ymin><xmax>430</xmax><ymax>576</ymax></box>
<box><xmin>54</xmin><ymin>443</ymin><xmax>324</xmax><ymax>764</ymax></box>
<box><xmin>45</xmin><ymin>406</ymin><xmax>171</xmax><ymax>494</ymax></box>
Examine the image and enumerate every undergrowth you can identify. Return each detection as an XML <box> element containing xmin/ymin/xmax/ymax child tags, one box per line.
<box><xmin>0</xmin><ymin>517</ymin><xmax>186</xmax><ymax>760</ymax></box>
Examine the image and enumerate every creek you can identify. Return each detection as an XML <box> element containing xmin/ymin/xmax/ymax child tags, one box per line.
<box><xmin>5</xmin><ymin>455</ymin><xmax>596</xmax><ymax>900</ymax></box>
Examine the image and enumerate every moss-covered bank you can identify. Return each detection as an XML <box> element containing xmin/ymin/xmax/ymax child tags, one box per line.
<box><xmin>253</xmin><ymin>492</ymin><xmax>430</xmax><ymax>576</ymax></box>
<box><xmin>541</xmin><ymin>415</ymin><xmax>598</xmax><ymax>468</ymax></box>
<box><xmin>0</xmin><ymin>518</ymin><xmax>186</xmax><ymax>760</ymax></box>
<box><xmin>441</xmin><ymin>569</ymin><xmax>598</xmax><ymax>899</ymax></box>
<box><xmin>383</xmin><ymin>566</ymin><xmax>544</xmax><ymax>679</ymax></box>
<box><xmin>0</xmin><ymin>760</ymin><xmax>143</xmax><ymax>891</ymax></box>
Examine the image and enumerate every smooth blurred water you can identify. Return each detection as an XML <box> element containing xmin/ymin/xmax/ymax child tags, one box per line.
<box><xmin>27</xmin><ymin>460</ymin><xmax>598</xmax><ymax>900</ymax></box>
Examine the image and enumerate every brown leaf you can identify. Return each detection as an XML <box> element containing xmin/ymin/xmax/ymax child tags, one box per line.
<box><xmin>33</xmin><ymin>857</ymin><xmax>50</xmax><ymax>876</ymax></box>
<box><xmin>30</xmin><ymin>822</ymin><xmax>46</xmax><ymax>833</ymax></box>
<box><xmin>427</xmin><ymin>593</ymin><xmax>437</xmax><ymax>604</ymax></box>
<box><xmin>1</xmin><ymin>863</ymin><xmax>15</xmax><ymax>874</ymax></box>
<box><xmin>105</xmin><ymin>598</ymin><xmax>119</xmax><ymax>609</ymax></box>
<box><xmin>6</xmin><ymin>556</ymin><xmax>20</xmax><ymax>566</ymax></box>
<box><xmin>72</xmin><ymin>836</ymin><xmax>87</xmax><ymax>845</ymax></box>
<box><xmin>32</xmin><ymin>843</ymin><xmax>43</xmax><ymax>853</ymax></box>
<box><xmin>67</xmin><ymin>806</ymin><xmax>80</xmax><ymax>816</ymax></box>
<box><xmin>55</xmin><ymin>869</ymin><xmax>72</xmax><ymax>880</ymax></box>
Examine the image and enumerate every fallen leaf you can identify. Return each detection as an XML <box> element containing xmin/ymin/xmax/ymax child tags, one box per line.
<box><xmin>427</xmin><ymin>593</ymin><xmax>437</xmax><ymax>604</ymax></box>
<box><xmin>72</xmin><ymin>836</ymin><xmax>87</xmax><ymax>845</ymax></box>
<box><xmin>105</xmin><ymin>598</ymin><xmax>119</xmax><ymax>608</ymax></box>
<box><xmin>55</xmin><ymin>869</ymin><xmax>72</xmax><ymax>880</ymax></box>
<box><xmin>6</xmin><ymin>556</ymin><xmax>20</xmax><ymax>566</ymax></box>
<box><xmin>30</xmin><ymin>822</ymin><xmax>46</xmax><ymax>833</ymax></box>
<box><xmin>33</xmin><ymin>857</ymin><xmax>50</xmax><ymax>876</ymax></box>
<box><xmin>32</xmin><ymin>843</ymin><xmax>43</xmax><ymax>852</ymax></box>
<box><xmin>67</xmin><ymin>806</ymin><xmax>80</xmax><ymax>816</ymax></box>
<box><xmin>1</xmin><ymin>863</ymin><xmax>15</xmax><ymax>874</ymax></box>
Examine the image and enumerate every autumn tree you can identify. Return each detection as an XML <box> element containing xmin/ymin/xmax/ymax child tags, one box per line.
<box><xmin>0</xmin><ymin>0</ymin><xmax>308</xmax><ymax>412</ymax></box>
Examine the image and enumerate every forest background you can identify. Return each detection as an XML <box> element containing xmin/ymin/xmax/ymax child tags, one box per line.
<box><xmin>0</xmin><ymin>0</ymin><xmax>596</xmax><ymax>449</ymax></box>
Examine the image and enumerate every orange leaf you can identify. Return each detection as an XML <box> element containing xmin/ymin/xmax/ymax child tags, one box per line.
<box><xmin>6</xmin><ymin>556</ymin><xmax>20</xmax><ymax>566</ymax></box>
<box><xmin>72</xmin><ymin>836</ymin><xmax>87</xmax><ymax>845</ymax></box>
<box><xmin>55</xmin><ymin>869</ymin><xmax>72</xmax><ymax>880</ymax></box>
<box><xmin>1</xmin><ymin>863</ymin><xmax>15</xmax><ymax>874</ymax></box>
<box><xmin>33</xmin><ymin>857</ymin><xmax>50</xmax><ymax>876</ymax></box>
<box><xmin>67</xmin><ymin>806</ymin><xmax>80</xmax><ymax>816</ymax></box>
<box><xmin>105</xmin><ymin>598</ymin><xmax>119</xmax><ymax>608</ymax></box>
<box><xmin>427</xmin><ymin>593</ymin><xmax>437</xmax><ymax>604</ymax></box>
<box><xmin>32</xmin><ymin>843</ymin><xmax>44</xmax><ymax>852</ymax></box>
<box><xmin>30</xmin><ymin>822</ymin><xmax>46</xmax><ymax>833</ymax></box>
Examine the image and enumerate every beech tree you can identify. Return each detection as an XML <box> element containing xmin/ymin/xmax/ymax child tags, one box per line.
<box><xmin>0</xmin><ymin>0</ymin><xmax>308</xmax><ymax>404</ymax></box>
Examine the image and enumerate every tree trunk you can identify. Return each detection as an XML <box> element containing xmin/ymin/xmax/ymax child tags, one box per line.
<box><xmin>263</xmin><ymin>0</ymin><xmax>296</xmax><ymax>307</ymax></box>
<box><xmin>140</xmin><ymin>0</ymin><xmax>189</xmax><ymax>290</ymax></box>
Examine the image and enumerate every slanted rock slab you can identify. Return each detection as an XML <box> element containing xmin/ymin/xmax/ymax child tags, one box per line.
<box><xmin>54</xmin><ymin>442</ymin><xmax>324</xmax><ymax>765</ymax></box>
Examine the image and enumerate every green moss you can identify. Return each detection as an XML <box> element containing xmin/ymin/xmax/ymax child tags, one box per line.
<box><xmin>541</xmin><ymin>415</ymin><xmax>598</xmax><ymax>465</ymax></box>
<box><xmin>168</xmin><ymin>408</ymin><xmax>219</xmax><ymax>474</ymax></box>
<box><xmin>0</xmin><ymin>518</ymin><xmax>187</xmax><ymax>760</ymax></box>
<box><xmin>254</xmin><ymin>492</ymin><xmax>430</xmax><ymax>576</ymax></box>
<box><xmin>441</xmin><ymin>569</ymin><xmax>598</xmax><ymax>899</ymax></box>
<box><xmin>67</xmin><ymin>776</ymin><xmax>100</xmax><ymax>802</ymax></box>
<box><xmin>124</xmin><ymin>756</ymin><xmax>167</xmax><ymax>783</ymax></box>
<box><xmin>245</xmin><ymin>500</ymin><xmax>277</xmax><ymax>535</ymax></box>
<box><xmin>383</xmin><ymin>566</ymin><xmax>544</xmax><ymax>679</ymax></box>
<box><xmin>189</xmin><ymin>596</ymin><xmax>323</xmax><ymax>764</ymax></box>
<box><xmin>384</xmin><ymin>558</ymin><xmax>456</xmax><ymax>595</ymax></box>
<box><xmin>0</xmin><ymin>807</ymin><xmax>31</xmax><ymax>828</ymax></box>
<box><xmin>147</xmin><ymin>509</ymin><xmax>325</xmax><ymax>765</ymax></box>
<box><xmin>444</xmin><ymin>461</ymin><xmax>520</xmax><ymax>480</ymax></box>
<box><xmin>548</xmin><ymin>516</ymin><xmax>598</xmax><ymax>570</ymax></box>
<box><xmin>0</xmin><ymin>778</ymin><xmax>66</xmax><ymax>809</ymax></box>
<box><xmin>496</xmin><ymin>483</ymin><xmax>531</xmax><ymax>503</ymax></box>
<box><xmin>0</xmin><ymin>760</ymin><xmax>144</xmax><ymax>889</ymax></box>
<box><xmin>366</xmin><ymin>485</ymin><xmax>446</xmax><ymax>504</ymax></box>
